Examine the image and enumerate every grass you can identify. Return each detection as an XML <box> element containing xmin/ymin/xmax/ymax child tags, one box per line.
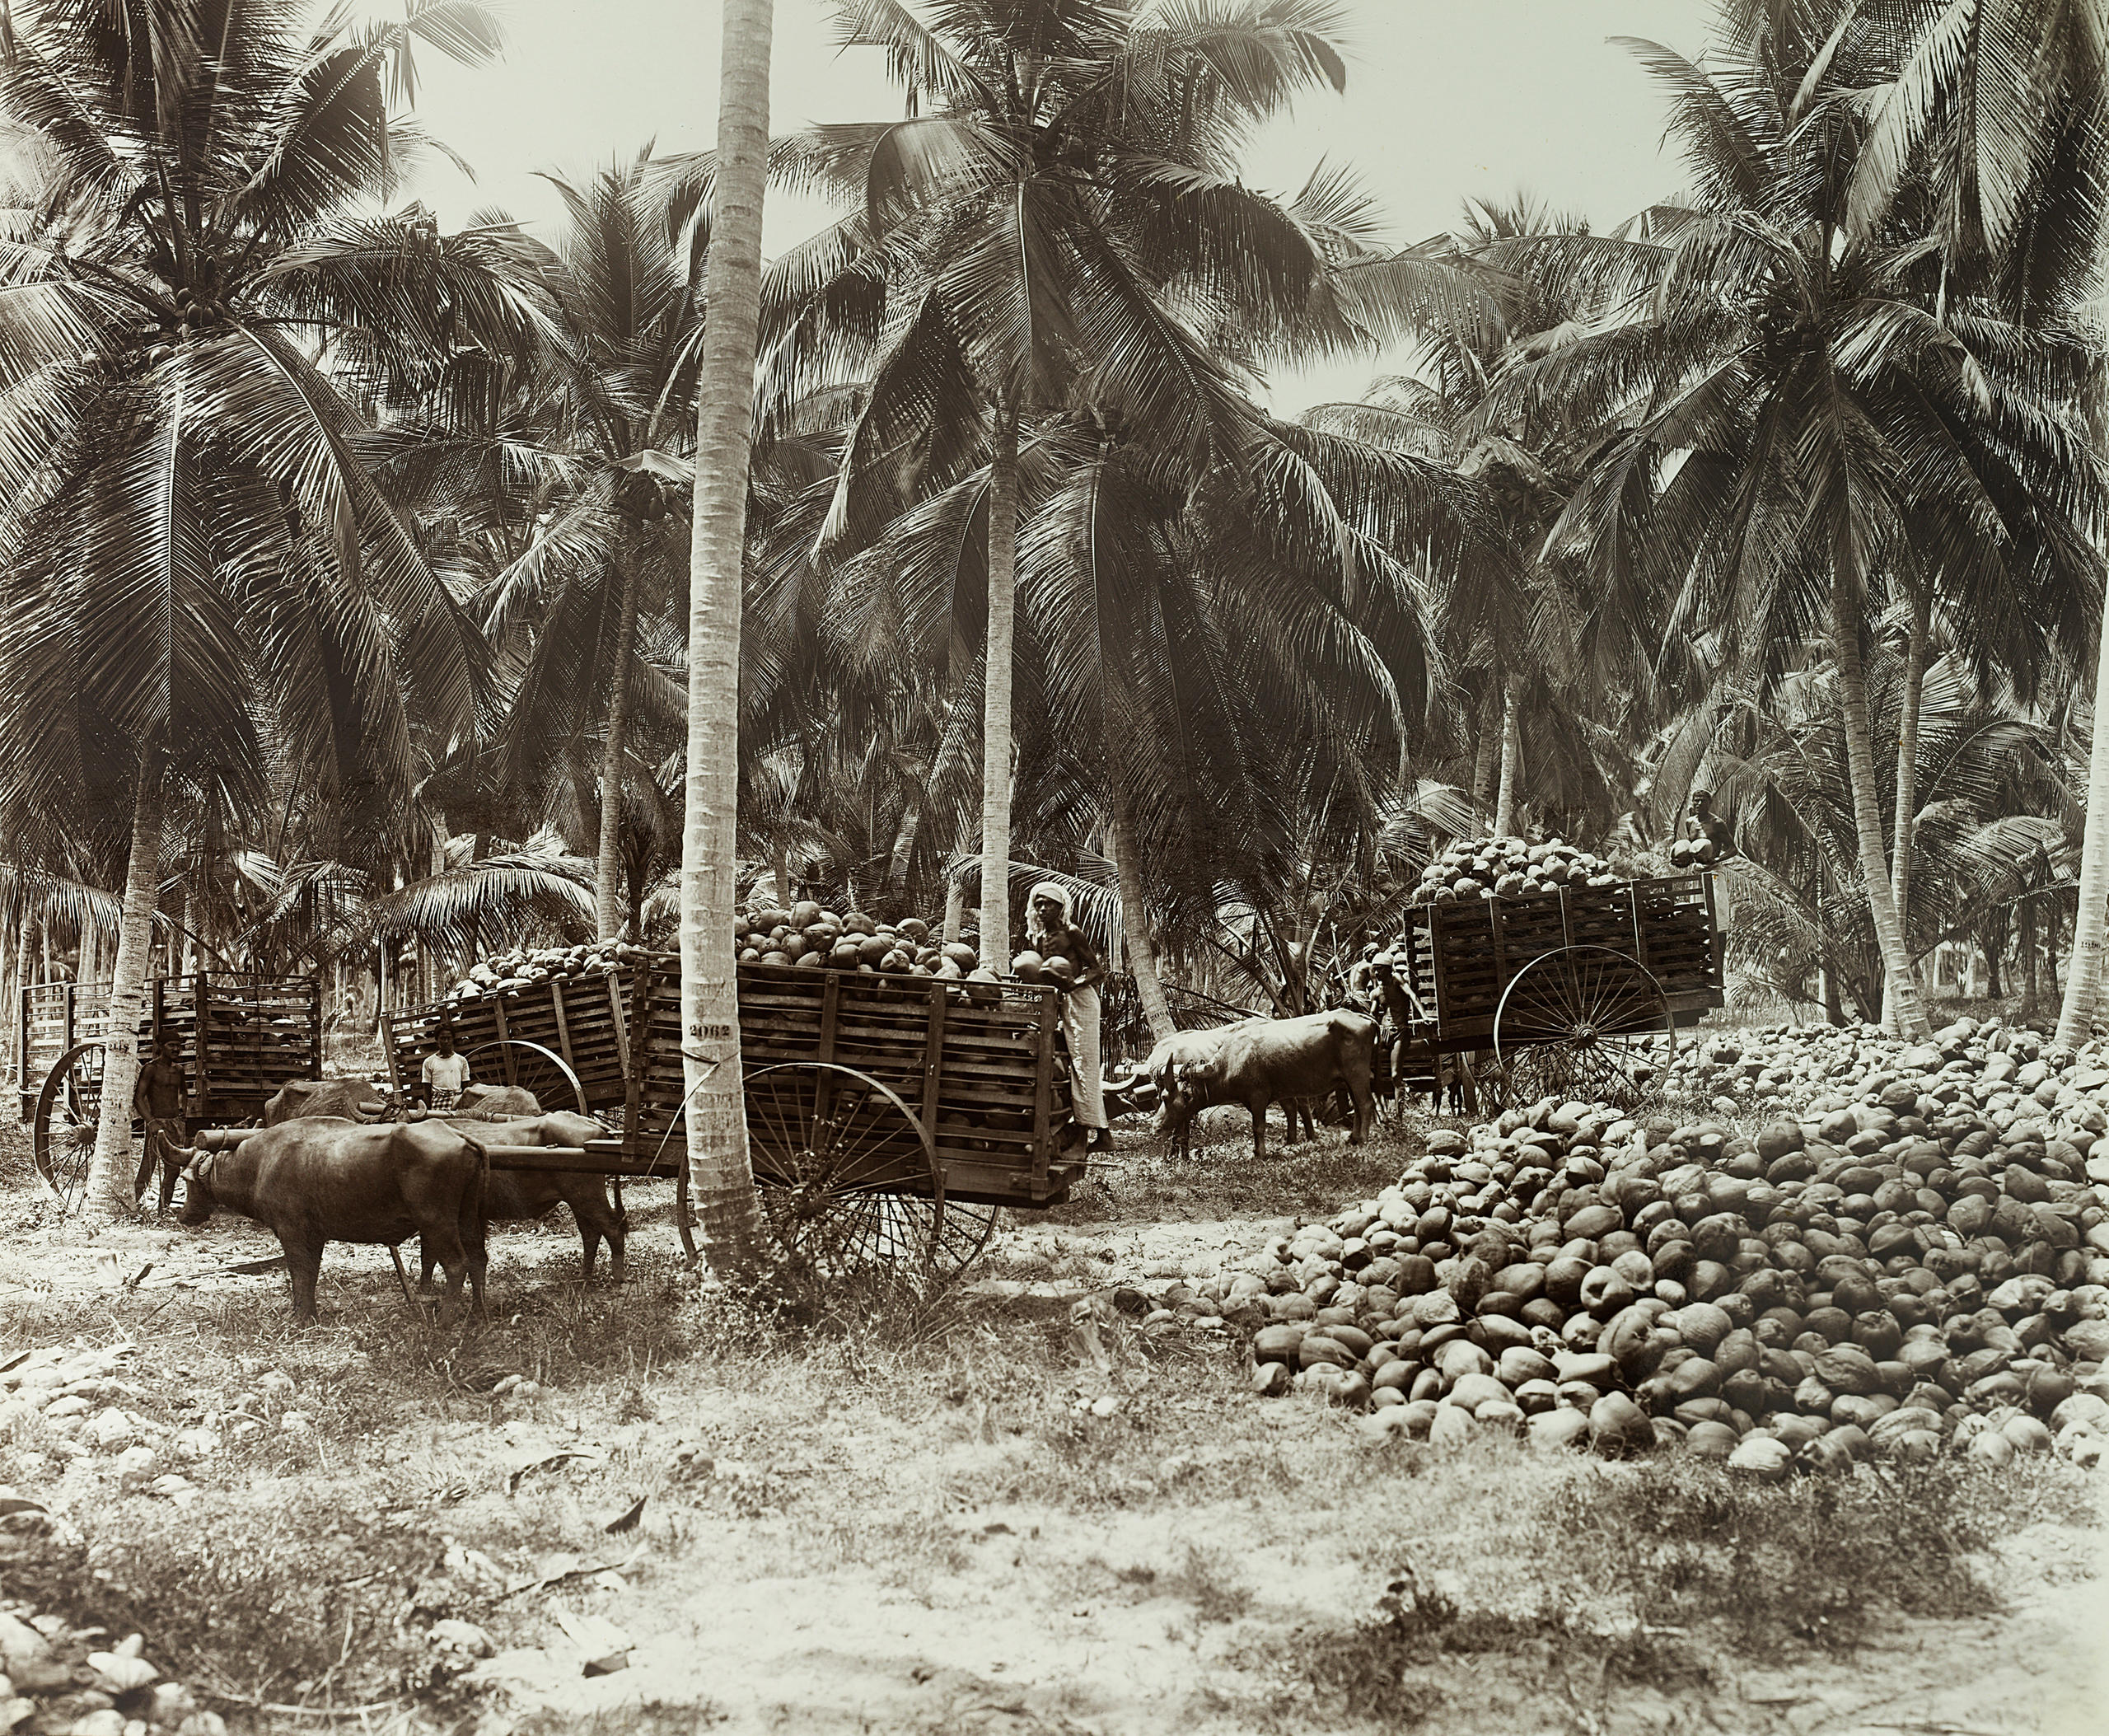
<box><xmin>1049</xmin><ymin>1108</ymin><xmax>1443</xmax><ymax>1224</ymax></box>
<box><xmin>1</xmin><ymin>1088</ymin><xmax>2102</xmax><ymax>1732</ymax></box>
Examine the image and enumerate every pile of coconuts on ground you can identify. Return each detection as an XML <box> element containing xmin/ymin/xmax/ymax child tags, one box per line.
<box><xmin>1239</xmin><ymin>1013</ymin><xmax>2109</xmax><ymax>1477</ymax></box>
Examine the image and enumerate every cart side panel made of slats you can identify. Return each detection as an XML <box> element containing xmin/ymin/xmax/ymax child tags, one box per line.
<box><xmin>382</xmin><ymin>971</ymin><xmax>634</xmax><ymax>1114</ymax></box>
<box><xmin>1407</xmin><ymin>873</ymin><xmax>1726</xmax><ymax>1046</ymax></box>
<box><xmin>634</xmin><ymin>961</ymin><xmax>1081</xmax><ymax>1207</ymax></box>
<box><xmin>157</xmin><ymin>974</ymin><xmax>322</xmax><ymax>1123</ymax></box>
<box><xmin>17</xmin><ymin>981</ymin><xmax>116</xmax><ymax>1119</ymax></box>
<box><xmin>16</xmin><ymin>975</ymin><xmax>317</xmax><ymax>1122</ymax></box>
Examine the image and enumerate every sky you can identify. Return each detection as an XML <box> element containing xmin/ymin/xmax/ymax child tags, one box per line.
<box><xmin>403</xmin><ymin>0</ymin><xmax>1712</xmax><ymax>414</ymax></box>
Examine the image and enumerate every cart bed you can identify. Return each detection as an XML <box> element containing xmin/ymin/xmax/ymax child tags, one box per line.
<box><xmin>1401</xmin><ymin>873</ymin><xmax>1725</xmax><ymax>1045</ymax></box>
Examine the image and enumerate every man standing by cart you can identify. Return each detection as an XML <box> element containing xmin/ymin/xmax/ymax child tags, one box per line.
<box><xmin>1026</xmin><ymin>882</ymin><xmax>1113</xmax><ymax>1154</ymax></box>
<box><xmin>132</xmin><ymin>1035</ymin><xmax>189</xmax><ymax>1212</ymax></box>
<box><xmin>418</xmin><ymin>1027</ymin><xmax>471</xmax><ymax>1113</ymax></box>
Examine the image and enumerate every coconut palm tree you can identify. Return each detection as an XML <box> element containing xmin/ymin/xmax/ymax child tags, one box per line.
<box><xmin>740</xmin><ymin>0</ymin><xmax>1479</xmax><ymax>971</ymax></box>
<box><xmin>680</xmin><ymin>0</ymin><xmax>773</xmax><ymax>1274</ymax></box>
<box><xmin>1503</xmin><ymin>20</ymin><xmax>2103</xmax><ymax>1042</ymax></box>
<box><xmin>1701</xmin><ymin>639</ymin><xmax>2075</xmax><ymax>1018</ymax></box>
<box><xmin>0</xmin><ymin>0</ymin><xmax>549</xmax><ymax>1217</ymax></box>
<box><xmin>473</xmin><ymin>153</ymin><xmax>703</xmax><ymax>942</ymax></box>
<box><xmin>1835</xmin><ymin>0</ymin><xmax>2109</xmax><ymax>1043</ymax></box>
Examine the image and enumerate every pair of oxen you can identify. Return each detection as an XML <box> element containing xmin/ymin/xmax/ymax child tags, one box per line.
<box><xmin>167</xmin><ymin>1081</ymin><xmax>623</xmax><ymax>1323</ymax></box>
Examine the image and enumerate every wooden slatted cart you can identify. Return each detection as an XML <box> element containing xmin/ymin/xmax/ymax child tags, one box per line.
<box><xmin>372</xmin><ymin>954</ymin><xmax>1085</xmax><ymax>1283</ymax></box>
<box><xmin>19</xmin><ymin>973</ymin><xmax>320</xmax><ymax>1212</ymax></box>
<box><xmin>1385</xmin><ymin>873</ymin><xmax>1726</xmax><ymax>1110</ymax></box>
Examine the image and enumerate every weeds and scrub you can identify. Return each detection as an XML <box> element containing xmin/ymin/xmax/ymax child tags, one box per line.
<box><xmin>1536</xmin><ymin>1453</ymin><xmax>2097</xmax><ymax>1656</ymax></box>
<box><xmin>0</xmin><ymin>1118</ymin><xmax>2101</xmax><ymax>1734</ymax></box>
<box><xmin>1050</xmin><ymin>1114</ymin><xmax>1433</xmax><ymax>1224</ymax></box>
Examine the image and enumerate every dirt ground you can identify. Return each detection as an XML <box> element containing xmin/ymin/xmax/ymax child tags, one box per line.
<box><xmin>2</xmin><ymin>1115</ymin><xmax>2107</xmax><ymax>1736</ymax></box>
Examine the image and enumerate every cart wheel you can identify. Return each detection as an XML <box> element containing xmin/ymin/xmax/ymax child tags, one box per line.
<box><xmin>744</xmin><ymin>1061</ymin><xmax>988</xmax><ymax>1289</ymax></box>
<box><xmin>32</xmin><ymin>1040</ymin><xmax>110</xmax><ymax>1214</ymax></box>
<box><xmin>1493</xmin><ymin>947</ymin><xmax>1677</xmax><ymax>1111</ymax></box>
<box><xmin>461</xmin><ymin>1038</ymin><xmax>590</xmax><ymax>1116</ymax></box>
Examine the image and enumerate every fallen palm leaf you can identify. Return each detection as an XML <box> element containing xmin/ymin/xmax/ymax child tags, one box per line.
<box><xmin>506</xmin><ymin>1449</ymin><xmax>604</xmax><ymax>1495</ymax></box>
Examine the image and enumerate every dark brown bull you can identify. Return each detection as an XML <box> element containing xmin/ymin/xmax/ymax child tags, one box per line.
<box><xmin>425</xmin><ymin>1110</ymin><xmax>625</xmax><ymax>1285</ymax></box>
<box><xmin>174</xmin><ymin>1121</ymin><xmax>489</xmax><ymax>1322</ymax></box>
<box><xmin>263</xmin><ymin>1079</ymin><xmax>389</xmax><ymax>1126</ymax></box>
<box><xmin>1148</xmin><ymin>1010</ymin><xmax>1377</xmax><ymax>1163</ymax></box>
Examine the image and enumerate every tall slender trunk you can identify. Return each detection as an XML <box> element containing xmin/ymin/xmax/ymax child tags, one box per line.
<box><xmin>8</xmin><ymin>910</ymin><xmax>27</xmax><ymax>1088</ymax></box>
<box><xmin>943</xmin><ymin>855</ymin><xmax>968</xmax><ymax>945</ymax></box>
<box><xmin>1491</xmin><ymin>674</ymin><xmax>1522</xmax><ymax>838</ymax></box>
<box><xmin>886</xmin><ymin>801</ymin><xmax>923</xmax><ymax>905</ymax></box>
<box><xmin>2056</xmin><ymin>573</ymin><xmax>2109</xmax><ymax>1044</ymax></box>
<box><xmin>1106</xmin><ymin>781</ymin><xmax>1175</xmax><ymax>1046</ymax></box>
<box><xmin>1471</xmin><ymin>684</ymin><xmax>1501</xmax><ymax>823</ymax></box>
<box><xmin>1882</xmin><ymin>584</ymin><xmax>1932</xmax><ymax>1031</ymax></box>
<box><xmin>1101</xmin><ymin>669</ymin><xmax>1175</xmax><ymax>1046</ymax></box>
<box><xmin>979</xmin><ymin>402</ymin><xmax>1022</xmax><ymax>970</ymax></box>
<box><xmin>596</xmin><ymin>522</ymin><xmax>643</xmax><ymax>941</ymax></box>
<box><xmin>2022</xmin><ymin>901</ymin><xmax>2041</xmax><ymax>1006</ymax></box>
<box><xmin>82</xmin><ymin>756</ymin><xmax>164</xmax><ymax>1224</ymax></box>
<box><xmin>679</xmin><ymin>0</ymin><xmax>772</xmax><ymax>1274</ymax></box>
<box><xmin>1832</xmin><ymin>583</ymin><xmax>1931</xmax><ymax>1040</ymax></box>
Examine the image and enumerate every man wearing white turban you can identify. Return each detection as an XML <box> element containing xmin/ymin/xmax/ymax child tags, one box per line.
<box><xmin>1026</xmin><ymin>881</ymin><xmax>1111</xmax><ymax>1152</ymax></box>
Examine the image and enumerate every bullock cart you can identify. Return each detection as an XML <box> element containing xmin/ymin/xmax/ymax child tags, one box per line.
<box><xmin>1385</xmin><ymin>872</ymin><xmax>1726</xmax><ymax>1111</ymax></box>
<box><xmin>352</xmin><ymin>955</ymin><xmax>1084</xmax><ymax>1286</ymax></box>
<box><xmin>18</xmin><ymin>973</ymin><xmax>320</xmax><ymax>1213</ymax></box>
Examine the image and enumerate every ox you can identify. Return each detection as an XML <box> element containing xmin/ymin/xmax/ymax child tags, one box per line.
<box><xmin>263</xmin><ymin>1079</ymin><xmax>390</xmax><ymax>1125</ymax></box>
<box><xmin>425</xmin><ymin>1109</ymin><xmax>625</xmax><ymax>1286</ymax></box>
<box><xmin>266</xmin><ymin>1081</ymin><xmax>625</xmax><ymax>1284</ymax></box>
<box><xmin>453</xmin><ymin>1083</ymin><xmax>543</xmax><ymax>1117</ymax></box>
<box><xmin>174</xmin><ymin>1120</ymin><xmax>489</xmax><ymax>1322</ymax></box>
<box><xmin>1146</xmin><ymin>1010</ymin><xmax>1376</xmax><ymax>1163</ymax></box>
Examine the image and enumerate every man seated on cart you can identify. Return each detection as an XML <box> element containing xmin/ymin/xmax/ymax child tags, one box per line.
<box><xmin>133</xmin><ymin>1036</ymin><xmax>189</xmax><ymax>1213</ymax></box>
<box><xmin>416</xmin><ymin>1028</ymin><xmax>471</xmax><ymax>1114</ymax></box>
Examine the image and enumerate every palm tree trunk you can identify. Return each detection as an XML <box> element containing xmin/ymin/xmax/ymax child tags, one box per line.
<box><xmin>678</xmin><ymin>0</ymin><xmax>772</xmax><ymax>1274</ymax></box>
<box><xmin>886</xmin><ymin>800</ymin><xmax>923</xmax><ymax>904</ymax></box>
<box><xmin>1491</xmin><ymin>675</ymin><xmax>1522</xmax><ymax>837</ymax></box>
<box><xmin>943</xmin><ymin>855</ymin><xmax>968</xmax><ymax>945</ymax></box>
<box><xmin>1106</xmin><ymin>782</ymin><xmax>1176</xmax><ymax>1046</ymax></box>
<box><xmin>7</xmin><ymin>910</ymin><xmax>26</xmax><ymax>1088</ymax></box>
<box><xmin>2055</xmin><ymin>578</ymin><xmax>2109</xmax><ymax>1045</ymax></box>
<box><xmin>1832</xmin><ymin>583</ymin><xmax>1931</xmax><ymax>1041</ymax></box>
<box><xmin>82</xmin><ymin>755</ymin><xmax>164</xmax><ymax>1224</ymax></box>
<box><xmin>596</xmin><ymin>522</ymin><xmax>643</xmax><ymax>941</ymax></box>
<box><xmin>1881</xmin><ymin>584</ymin><xmax>1931</xmax><ymax>1031</ymax></box>
<box><xmin>979</xmin><ymin>401</ymin><xmax>1022</xmax><ymax>970</ymax></box>
<box><xmin>1471</xmin><ymin>685</ymin><xmax>1501</xmax><ymax>822</ymax></box>
<box><xmin>1100</xmin><ymin>663</ymin><xmax>1175</xmax><ymax>1046</ymax></box>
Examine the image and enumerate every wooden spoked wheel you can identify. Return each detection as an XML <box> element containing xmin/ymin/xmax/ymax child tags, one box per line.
<box><xmin>743</xmin><ymin>1061</ymin><xmax>994</xmax><ymax>1289</ymax></box>
<box><xmin>1493</xmin><ymin>947</ymin><xmax>1677</xmax><ymax>1111</ymax></box>
<box><xmin>461</xmin><ymin>1038</ymin><xmax>590</xmax><ymax>1116</ymax></box>
<box><xmin>32</xmin><ymin>1040</ymin><xmax>110</xmax><ymax>1214</ymax></box>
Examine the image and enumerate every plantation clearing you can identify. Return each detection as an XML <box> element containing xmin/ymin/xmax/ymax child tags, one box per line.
<box><xmin>0</xmin><ymin>1109</ymin><xmax>2104</xmax><ymax>1736</ymax></box>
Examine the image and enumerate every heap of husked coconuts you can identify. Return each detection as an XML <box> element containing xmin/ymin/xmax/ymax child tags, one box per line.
<box><xmin>734</xmin><ymin>901</ymin><xmax>966</xmax><ymax>976</ymax></box>
<box><xmin>1233</xmin><ymin>1013</ymin><xmax>2109</xmax><ymax>1476</ymax></box>
<box><xmin>446</xmin><ymin>938</ymin><xmax>639</xmax><ymax>1003</ymax></box>
<box><xmin>1405</xmin><ymin>835</ymin><xmax>1620</xmax><ymax>905</ymax></box>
